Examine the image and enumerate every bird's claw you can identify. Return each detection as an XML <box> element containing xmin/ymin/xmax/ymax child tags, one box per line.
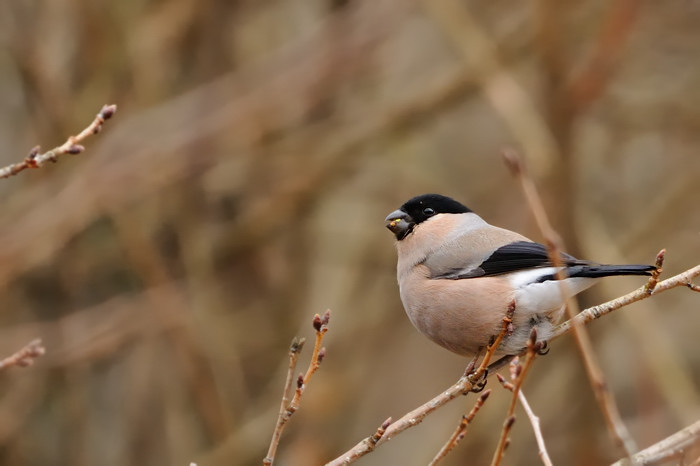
<box><xmin>536</xmin><ymin>340</ymin><xmax>549</xmax><ymax>355</ymax></box>
<box><xmin>466</xmin><ymin>369</ymin><xmax>489</xmax><ymax>393</ymax></box>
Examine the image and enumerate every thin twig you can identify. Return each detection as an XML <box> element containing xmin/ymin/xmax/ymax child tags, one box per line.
<box><xmin>325</xmin><ymin>374</ymin><xmax>478</xmax><ymax>466</ymax></box>
<box><xmin>429</xmin><ymin>390</ymin><xmax>491</xmax><ymax>466</ymax></box>
<box><xmin>263</xmin><ymin>310</ymin><xmax>330</xmax><ymax>466</ymax></box>
<box><xmin>0</xmin><ymin>104</ymin><xmax>117</xmax><ymax>179</ymax></box>
<box><xmin>263</xmin><ymin>337</ymin><xmax>306</xmax><ymax>465</ymax></box>
<box><xmin>518</xmin><ymin>390</ymin><xmax>553</xmax><ymax>466</ymax></box>
<box><xmin>503</xmin><ymin>148</ymin><xmax>637</xmax><ymax>456</ymax></box>
<box><xmin>345</xmin><ymin>417</ymin><xmax>393</xmax><ymax>462</ymax></box>
<box><xmin>491</xmin><ymin>332</ymin><xmax>539</xmax><ymax>466</ymax></box>
<box><xmin>469</xmin><ymin>300</ymin><xmax>516</xmax><ymax>386</ymax></box>
<box><xmin>0</xmin><ymin>339</ymin><xmax>45</xmax><ymax>371</ymax></box>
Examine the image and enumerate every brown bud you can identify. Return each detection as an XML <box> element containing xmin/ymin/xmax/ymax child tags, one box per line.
<box><xmin>506</xmin><ymin>416</ymin><xmax>516</xmax><ymax>428</ymax></box>
<box><xmin>317</xmin><ymin>347</ymin><xmax>326</xmax><ymax>363</ymax></box>
<box><xmin>100</xmin><ymin>104</ymin><xmax>117</xmax><ymax>120</ymax></box>
<box><xmin>290</xmin><ymin>337</ymin><xmax>305</xmax><ymax>353</ymax></box>
<box><xmin>513</xmin><ymin>364</ymin><xmax>522</xmax><ymax>378</ymax></box>
<box><xmin>381</xmin><ymin>417</ymin><xmax>393</xmax><ymax>429</ymax></box>
<box><xmin>28</xmin><ymin>146</ymin><xmax>40</xmax><ymax>160</ymax></box>
<box><xmin>296</xmin><ymin>373</ymin><xmax>304</xmax><ymax>389</ymax></box>
<box><xmin>480</xmin><ymin>389</ymin><xmax>492</xmax><ymax>401</ymax></box>
<box><xmin>66</xmin><ymin>144</ymin><xmax>85</xmax><ymax>155</ymax></box>
<box><xmin>322</xmin><ymin>309</ymin><xmax>331</xmax><ymax>326</ymax></box>
<box><xmin>312</xmin><ymin>314</ymin><xmax>322</xmax><ymax>332</ymax></box>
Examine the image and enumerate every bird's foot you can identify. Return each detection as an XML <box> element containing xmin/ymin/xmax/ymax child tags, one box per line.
<box><xmin>466</xmin><ymin>369</ymin><xmax>488</xmax><ymax>393</ymax></box>
<box><xmin>535</xmin><ymin>340</ymin><xmax>550</xmax><ymax>355</ymax></box>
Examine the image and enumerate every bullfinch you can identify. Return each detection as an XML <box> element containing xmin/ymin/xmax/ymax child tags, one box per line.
<box><xmin>385</xmin><ymin>193</ymin><xmax>655</xmax><ymax>358</ymax></box>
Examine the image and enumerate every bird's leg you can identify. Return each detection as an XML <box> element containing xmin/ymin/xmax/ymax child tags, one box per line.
<box><xmin>465</xmin><ymin>300</ymin><xmax>517</xmax><ymax>392</ymax></box>
<box><xmin>464</xmin><ymin>348</ymin><xmax>488</xmax><ymax>393</ymax></box>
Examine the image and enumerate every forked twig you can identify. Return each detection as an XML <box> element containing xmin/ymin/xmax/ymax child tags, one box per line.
<box><xmin>429</xmin><ymin>390</ymin><xmax>491</xmax><ymax>465</ymax></box>
<box><xmin>263</xmin><ymin>310</ymin><xmax>330</xmax><ymax>466</ymax></box>
<box><xmin>0</xmin><ymin>104</ymin><xmax>117</xmax><ymax>179</ymax></box>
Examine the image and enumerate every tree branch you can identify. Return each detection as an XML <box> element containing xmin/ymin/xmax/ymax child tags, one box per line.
<box><xmin>0</xmin><ymin>104</ymin><xmax>117</xmax><ymax>179</ymax></box>
<box><xmin>0</xmin><ymin>339</ymin><xmax>45</xmax><ymax>371</ymax></box>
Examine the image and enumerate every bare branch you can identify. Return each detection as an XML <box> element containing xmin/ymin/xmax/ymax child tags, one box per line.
<box><xmin>0</xmin><ymin>104</ymin><xmax>117</xmax><ymax>179</ymax></box>
<box><xmin>644</xmin><ymin>249</ymin><xmax>665</xmax><ymax>294</ymax></box>
<box><xmin>611</xmin><ymin>419</ymin><xmax>700</xmax><ymax>466</ymax></box>
<box><xmin>518</xmin><ymin>390</ymin><xmax>553</xmax><ymax>466</ymax></box>
<box><xmin>264</xmin><ymin>311</ymin><xmax>330</xmax><ymax>466</ymax></box>
<box><xmin>469</xmin><ymin>300</ymin><xmax>516</xmax><ymax>386</ymax></box>
<box><xmin>429</xmin><ymin>390</ymin><xmax>491</xmax><ymax>466</ymax></box>
<box><xmin>0</xmin><ymin>339</ymin><xmax>45</xmax><ymax>371</ymax></box>
<box><xmin>503</xmin><ymin>148</ymin><xmax>637</xmax><ymax>456</ymax></box>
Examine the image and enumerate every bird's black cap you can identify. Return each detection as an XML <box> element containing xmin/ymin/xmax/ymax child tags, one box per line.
<box><xmin>399</xmin><ymin>194</ymin><xmax>471</xmax><ymax>224</ymax></box>
<box><xmin>385</xmin><ymin>194</ymin><xmax>472</xmax><ymax>240</ymax></box>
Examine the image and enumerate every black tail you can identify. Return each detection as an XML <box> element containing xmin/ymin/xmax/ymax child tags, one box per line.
<box><xmin>566</xmin><ymin>264</ymin><xmax>656</xmax><ymax>279</ymax></box>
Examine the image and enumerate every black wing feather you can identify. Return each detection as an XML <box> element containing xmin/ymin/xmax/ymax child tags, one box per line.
<box><xmin>438</xmin><ymin>241</ymin><xmax>583</xmax><ymax>279</ymax></box>
<box><xmin>437</xmin><ymin>241</ymin><xmax>655</xmax><ymax>280</ymax></box>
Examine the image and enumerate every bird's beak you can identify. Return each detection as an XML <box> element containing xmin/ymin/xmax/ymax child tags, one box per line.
<box><xmin>385</xmin><ymin>209</ymin><xmax>414</xmax><ymax>240</ymax></box>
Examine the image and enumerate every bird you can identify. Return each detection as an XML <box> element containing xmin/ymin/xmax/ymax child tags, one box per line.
<box><xmin>384</xmin><ymin>193</ymin><xmax>656</xmax><ymax>358</ymax></box>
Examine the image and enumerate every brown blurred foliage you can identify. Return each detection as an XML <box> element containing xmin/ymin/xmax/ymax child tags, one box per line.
<box><xmin>0</xmin><ymin>0</ymin><xmax>698</xmax><ymax>465</ymax></box>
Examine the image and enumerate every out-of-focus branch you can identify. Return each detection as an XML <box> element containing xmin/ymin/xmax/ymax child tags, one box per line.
<box><xmin>419</xmin><ymin>0</ymin><xmax>558</xmax><ymax>179</ymax></box>
<box><xmin>0</xmin><ymin>339</ymin><xmax>45</xmax><ymax>371</ymax></box>
<box><xmin>264</xmin><ymin>311</ymin><xmax>330</xmax><ymax>466</ymax></box>
<box><xmin>611</xmin><ymin>419</ymin><xmax>700</xmax><ymax>466</ymax></box>
<box><xmin>0</xmin><ymin>104</ymin><xmax>116</xmax><ymax>179</ymax></box>
<box><xmin>567</xmin><ymin>0</ymin><xmax>640</xmax><ymax>113</ymax></box>
<box><xmin>503</xmin><ymin>148</ymin><xmax>637</xmax><ymax>456</ymax></box>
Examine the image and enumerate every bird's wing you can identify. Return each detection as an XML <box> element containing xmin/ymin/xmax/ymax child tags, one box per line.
<box><xmin>432</xmin><ymin>240</ymin><xmax>585</xmax><ymax>279</ymax></box>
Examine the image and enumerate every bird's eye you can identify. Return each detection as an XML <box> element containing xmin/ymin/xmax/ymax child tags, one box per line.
<box><xmin>423</xmin><ymin>207</ymin><xmax>435</xmax><ymax>216</ymax></box>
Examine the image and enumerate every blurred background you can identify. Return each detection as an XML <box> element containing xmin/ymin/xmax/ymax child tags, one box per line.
<box><xmin>0</xmin><ymin>0</ymin><xmax>698</xmax><ymax>465</ymax></box>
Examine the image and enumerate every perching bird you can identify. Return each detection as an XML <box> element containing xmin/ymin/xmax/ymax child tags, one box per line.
<box><xmin>385</xmin><ymin>193</ymin><xmax>655</xmax><ymax>357</ymax></box>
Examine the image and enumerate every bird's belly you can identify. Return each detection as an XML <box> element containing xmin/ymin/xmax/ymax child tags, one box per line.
<box><xmin>398</xmin><ymin>268</ymin><xmax>574</xmax><ymax>357</ymax></box>
<box><xmin>399</xmin><ymin>273</ymin><xmax>512</xmax><ymax>356</ymax></box>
